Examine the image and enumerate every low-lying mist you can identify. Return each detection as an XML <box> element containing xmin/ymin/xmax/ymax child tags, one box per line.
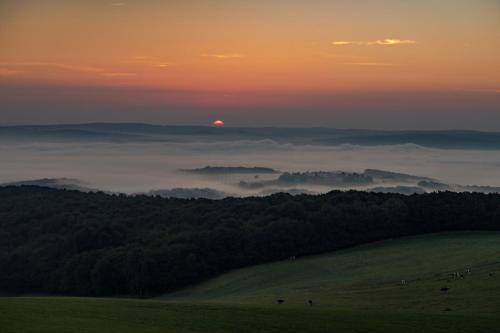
<box><xmin>2</xmin><ymin>137</ymin><xmax>500</xmax><ymax>196</ymax></box>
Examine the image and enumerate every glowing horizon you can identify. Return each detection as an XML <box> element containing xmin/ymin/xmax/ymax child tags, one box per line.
<box><xmin>0</xmin><ymin>0</ymin><xmax>499</xmax><ymax>128</ymax></box>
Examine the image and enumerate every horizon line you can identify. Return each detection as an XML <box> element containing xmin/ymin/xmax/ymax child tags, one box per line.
<box><xmin>0</xmin><ymin>121</ymin><xmax>499</xmax><ymax>133</ymax></box>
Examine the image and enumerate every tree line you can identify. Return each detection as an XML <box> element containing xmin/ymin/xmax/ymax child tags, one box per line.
<box><xmin>0</xmin><ymin>186</ymin><xmax>499</xmax><ymax>296</ymax></box>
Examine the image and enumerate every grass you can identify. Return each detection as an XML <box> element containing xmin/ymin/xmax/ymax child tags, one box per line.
<box><xmin>2</xmin><ymin>232</ymin><xmax>500</xmax><ymax>332</ymax></box>
<box><xmin>1</xmin><ymin>297</ymin><xmax>499</xmax><ymax>333</ymax></box>
<box><xmin>164</xmin><ymin>232</ymin><xmax>500</xmax><ymax>315</ymax></box>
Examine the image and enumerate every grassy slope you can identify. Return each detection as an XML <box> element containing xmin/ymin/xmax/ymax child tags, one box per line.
<box><xmin>2</xmin><ymin>232</ymin><xmax>500</xmax><ymax>333</ymax></box>
<box><xmin>164</xmin><ymin>232</ymin><xmax>500</xmax><ymax>315</ymax></box>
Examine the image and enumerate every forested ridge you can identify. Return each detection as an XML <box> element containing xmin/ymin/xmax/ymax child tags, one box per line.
<box><xmin>0</xmin><ymin>186</ymin><xmax>499</xmax><ymax>296</ymax></box>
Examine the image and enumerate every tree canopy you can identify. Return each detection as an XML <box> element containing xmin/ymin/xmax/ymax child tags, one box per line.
<box><xmin>0</xmin><ymin>186</ymin><xmax>499</xmax><ymax>296</ymax></box>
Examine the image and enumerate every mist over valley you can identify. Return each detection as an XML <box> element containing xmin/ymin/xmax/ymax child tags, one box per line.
<box><xmin>1</xmin><ymin>123</ymin><xmax>499</xmax><ymax>197</ymax></box>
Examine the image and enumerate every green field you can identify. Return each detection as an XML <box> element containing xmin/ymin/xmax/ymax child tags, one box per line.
<box><xmin>165</xmin><ymin>232</ymin><xmax>500</xmax><ymax>314</ymax></box>
<box><xmin>2</xmin><ymin>232</ymin><xmax>500</xmax><ymax>332</ymax></box>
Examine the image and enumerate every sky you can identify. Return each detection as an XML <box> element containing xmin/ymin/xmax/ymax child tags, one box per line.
<box><xmin>1</xmin><ymin>0</ymin><xmax>499</xmax><ymax>129</ymax></box>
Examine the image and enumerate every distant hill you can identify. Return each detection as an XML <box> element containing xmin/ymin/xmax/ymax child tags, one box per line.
<box><xmin>418</xmin><ymin>180</ymin><xmax>452</xmax><ymax>191</ymax></box>
<box><xmin>369</xmin><ymin>186</ymin><xmax>426</xmax><ymax>195</ymax></box>
<box><xmin>259</xmin><ymin>188</ymin><xmax>317</xmax><ymax>196</ymax></box>
<box><xmin>1</xmin><ymin>123</ymin><xmax>500</xmax><ymax>149</ymax></box>
<box><xmin>181</xmin><ymin>166</ymin><xmax>280</xmax><ymax>175</ymax></box>
<box><xmin>364</xmin><ymin>169</ymin><xmax>434</xmax><ymax>182</ymax></box>
<box><xmin>239</xmin><ymin>169</ymin><xmax>433</xmax><ymax>190</ymax></box>
<box><xmin>237</xmin><ymin>168</ymin><xmax>500</xmax><ymax>195</ymax></box>
<box><xmin>240</xmin><ymin>171</ymin><xmax>374</xmax><ymax>189</ymax></box>
<box><xmin>1</xmin><ymin>178</ymin><xmax>95</xmax><ymax>192</ymax></box>
<box><xmin>144</xmin><ymin>188</ymin><xmax>229</xmax><ymax>200</ymax></box>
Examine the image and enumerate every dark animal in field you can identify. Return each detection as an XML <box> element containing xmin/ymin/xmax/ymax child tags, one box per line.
<box><xmin>452</xmin><ymin>272</ymin><xmax>464</xmax><ymax>279</ymax></box>
<box><xmin>308</xmin><ymin>300</ymin><xmax>313</xmax><ymax>306</ymax></box>
<box><xmin>277</xmin><ymin>299</ymin><xmax>284</xmax><ymax>305</ymax></box>
<box><xmin>440</xmin><ymin>287</ymin><xmax>449</xmax><ymax>292</ymax></box>
<box><xmin>489</xmin><ymin>272</ymin><xmax>494</xmax><ymax>277</ymax></box>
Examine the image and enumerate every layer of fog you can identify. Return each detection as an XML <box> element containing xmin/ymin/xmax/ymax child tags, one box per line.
<box><xmin>1</xmin><ymin>139</ymin><xmax>500</xmax><ymax>195</ymax></box>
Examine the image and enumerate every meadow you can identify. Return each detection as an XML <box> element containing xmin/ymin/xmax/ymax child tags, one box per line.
<box><xmin>2</xmin><ymin>232</ymin><xmax>499</xmax><ymax>332</ymax></box>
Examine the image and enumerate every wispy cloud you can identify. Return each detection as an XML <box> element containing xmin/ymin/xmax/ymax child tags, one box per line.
<box><xmin>123</xmin><ymin>56</ymin><xmax>173</xmax><ymax>69</ymax></box>
<box><xmin>133</xmin><ymin>56</ymin><xmax>153</xmax><ymax>60</ymax></box>
<box><xmin>343</xmin><ymin>62</ymin><xmax>396</xmax><ymax>66</ymax></box>
<box><xmin>481</xmin><ymin>88</ymin><xmax>500</xmax><ymax>94</ymax></box>
<box><xmin>47</xmin><ymin>63</ymin><xmax>103</xmax><ymax>72</ymax></box>
<box><xmin>0</xmin><ymin>62</ymin><xmax>136</xmax><ymax>78</ymax></box>
<box><xmin>451</xmin><ymin>88</ymin><xmax>500</xmax><ymax>94</ymax></box>
<box><xmin>201</xmin><ymin>53</ymin><xmax>245</xmax><ymax>59</ymax></box>
<box><xmin>0</xmin><ymin>62</ymin><xmax>102</xmax><ymax>73</ymax></box>
<box><xmin>318</xmin><ymin>53</ymin><xmax>368</xmax><ymax>59</ymax></box>
<box><xmin>332</xmin><ymin>41</ymin><xmax>365</xmax><ymax>46</ymax></box>
<box><xmin>332</xmin><ymin>39</ymin><xmax>417</xmax><ymax>46</ymax></box>
<box><xmin>101</xmin><ymin>72</ymin><xmax>136</xmax><ymax>77</ymax></box>
<box><xmin>110</xmin><ymin>2</ymin><xmax>126</xmax><ymax>6</ymax></box>
<box><xmin>0</xmin><ymin>68</ymin><xmax>23</xmax><ymax>76</ymax></box>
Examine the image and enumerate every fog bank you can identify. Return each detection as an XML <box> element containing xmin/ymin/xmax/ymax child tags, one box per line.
<box><xmin>1</xmin><ymin>139</ymin><xmax>499</xmax><ymax>194</ymax></box>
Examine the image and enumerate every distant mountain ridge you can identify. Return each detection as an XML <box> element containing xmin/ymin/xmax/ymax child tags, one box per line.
<box><xmin>181</xmin><ymin>166</ymin><xmax>280</xmax><ymax>174</ymax></box>
<box><xmin>1</xmin><ymin>123</ymin><xmax>499</xmax><ymax>149</ymax></box>
<box><xmin>2</xmin><ymin>178</ymin><xmax>95</xmax><ymax>192</ymax></box>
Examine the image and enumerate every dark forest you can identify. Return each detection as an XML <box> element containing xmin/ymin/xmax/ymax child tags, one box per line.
<box><xmin>1</xmin><ymin>186</ymin><xmax>499</xmax><ymax>296</ymax></box>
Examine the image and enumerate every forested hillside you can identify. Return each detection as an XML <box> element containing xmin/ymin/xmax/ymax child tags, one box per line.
<box><xmin>0</xmin><ymin>186</ymin><xmax>499</xmax><ymax>296</ymax></box>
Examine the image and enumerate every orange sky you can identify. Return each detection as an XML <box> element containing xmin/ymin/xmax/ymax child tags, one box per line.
<box><xmin>0</xmin><ymin>0</ymin><xmax>499</xmax><ymax>127</ymax></box>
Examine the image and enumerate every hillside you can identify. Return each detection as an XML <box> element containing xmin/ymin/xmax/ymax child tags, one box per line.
<box><xmin>2</xmin><ymin>232</ymin><xmax>500</xmax><ymax>333</ymax></box>
<box><xmin>164</xmin><ymin>232</ymin><xmax>500</xmax><ymax>316</ymax></box>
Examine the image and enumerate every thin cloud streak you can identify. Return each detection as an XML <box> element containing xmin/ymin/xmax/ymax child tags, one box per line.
<box><xmin>318</xmin><ymin>53</ymin><xmax>368</xmax><ymax>59</ymax></box>
<box><xmin>0</xmin><ymin>62</ymin><xmax>136</xmax><ymax>78</ymax></box>
<box><xmin>344</xmin><ymin>62</ymin><xmax>396</xmax><ymax>66</ymax></box>
<box><xmin>333</xmin><ymin>39</ymin><xmax>417</xmax><ymax>46</ymax></box>
<box><xmin>0</xmin><ymin>62</ymin><xmax>103</xmax><ymax>73</ymax></box>
<box><xmin>122</xmin><ymin>57</ymin><xmax>173</xmax><ymax>68</ymax></box>
<box><xmin>101</xmin><ymin>72</ymin><xmax>136</xmax><ymax>77</ymax></box>
<box><xmin>0</xmin><ymin>68</ymin><xmax>23</xmax><ymax>76</ymax></box>
<box><xmin>201</xmin><ymin>53</ymin><xmax>245</xmax><ymax>59</ymax></box>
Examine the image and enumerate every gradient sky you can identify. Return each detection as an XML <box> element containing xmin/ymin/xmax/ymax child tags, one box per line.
<box><xmin>1</xmin><ymin>0</ymin><xmax>499</xmax><ymax>129</ymax></box>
